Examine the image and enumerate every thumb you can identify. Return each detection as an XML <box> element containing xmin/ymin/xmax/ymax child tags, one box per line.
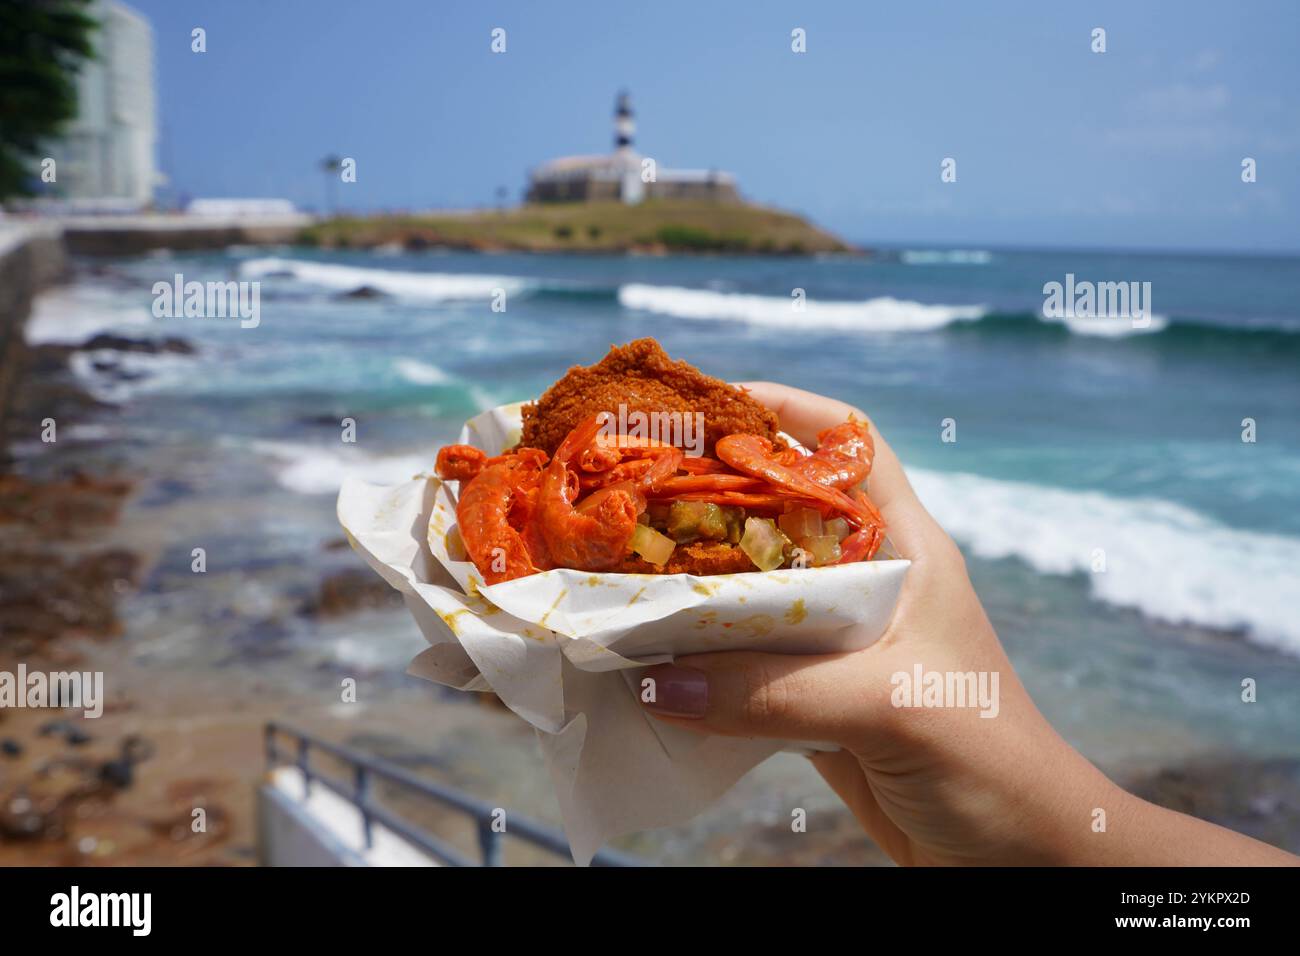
<box><xmin>640</xmin><ymin>650</ymin><xmax>889</xmax><ymax>745</ymax></box>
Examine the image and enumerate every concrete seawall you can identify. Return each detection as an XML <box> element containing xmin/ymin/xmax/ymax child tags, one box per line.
<box><xmin>0</xmin><ymin>226</ymin><xmax>69</xmax><ymax>453</ymax></box>
<box><xmin>59</xmin><ymin>214</ymin><xmax>311</xmax><ymax>256</ymax></box>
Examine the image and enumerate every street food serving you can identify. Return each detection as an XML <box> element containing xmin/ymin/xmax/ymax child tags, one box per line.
<box><xmin>435</xmin><ymin>339</ymin><xmax>886</xmax><ymax>584</ymax></box>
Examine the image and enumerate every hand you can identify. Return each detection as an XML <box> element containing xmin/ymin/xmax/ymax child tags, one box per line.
<box><xmin>641</xmin><ymin>382</ymin><xmax>1297</xmax><ymax>866</ymax></box>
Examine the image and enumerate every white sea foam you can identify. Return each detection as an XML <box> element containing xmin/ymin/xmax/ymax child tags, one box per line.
<box><xmin>393</xmin><ymin>358</ymin><xmax>450</xmax><ymax>385</ymax></box>
<box><xmin>67</xmin><ymin>350</ymin><xmax>196</xmax><ymax>404</ymax></box>
<box><xmin>900</xmin><ymin>249</ymin><xmax>993</xmax><ymax>265</ymax></box>
<box><xmin>26</xmin><ymin>286</ymin><xmax>153</xmax><ymax>345</ymax></box>
<box><xmin>252</xmin><ymin>440</ymin><xmax>430</xmax><ymax>496</ymax></box>
<box><xmin>910</xmin><ymin>468</ymin><xmax>1300</xmax><ymax>655</ymax></box>
<box><xmin>1041</xmin><ymin>310</ymin><xmax>1170</xmax><ymax>337</ymax></box>
<box><xmin>240</xmin><ymin>257</ymin><xmax>529</xmax><ymax>301</ymax></box>
<box><xmin>618</xmin><ymin>283</ymin><xmax>986</xmax><ymax>332</ymax></box>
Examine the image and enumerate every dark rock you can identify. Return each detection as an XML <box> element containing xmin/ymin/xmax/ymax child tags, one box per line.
<box><xmin>78</xmin><ymin>333</ymin><xmax>195</xmax><ymax>355</ymax></box>
<box><xmin>336</xmin><ymin>285</ymin><xmax>387</xmax><ymax>299</ymax></box>
<box><xmin>1</xmin><ymin>739</ymin><xmax>22</xmax><ymax>757</ymax></box>
<box><xmin>306</xmin><ymin>567</ymin><xmax>403</xmax><ymax>617</ymax></box>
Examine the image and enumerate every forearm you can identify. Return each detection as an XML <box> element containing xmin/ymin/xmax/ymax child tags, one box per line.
<box><xmin>1044</xmin><ymin>763</ymin><xmax>1298</xmax><ymax>866</ymax></box>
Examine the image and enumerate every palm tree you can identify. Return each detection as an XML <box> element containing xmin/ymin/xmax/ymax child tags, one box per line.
<box><xmin>0</xmin><ymin>0</ymin><xmax>98</xmax><ymax>198</ymax></box>
<box><xmin>319</xmin><ymin>154</ymin><xmax>342</xmax><ymax>215</ymax></box>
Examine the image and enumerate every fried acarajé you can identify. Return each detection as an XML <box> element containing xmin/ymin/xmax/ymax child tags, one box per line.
<box><xmin>519</xmin><ymin>338</ymin><xmax>783</xmax><ymax>457</ymax></box>
<box><xmin>436</xmin><ymin>339</ymin><xmax>885</xmax><ymax>582</ymax></box>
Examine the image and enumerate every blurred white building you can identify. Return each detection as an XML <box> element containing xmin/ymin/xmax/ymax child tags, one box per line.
<box><xmin>55</xmin><ymin>0</ymin><xmax>158</xmax><ymax>206</ymax></box>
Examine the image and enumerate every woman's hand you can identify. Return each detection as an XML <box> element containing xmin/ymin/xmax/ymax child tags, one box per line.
<box><xmin>640</xmin><ymin>382</ymin><xmax>1297</xmax><ymax>866</ymax></box>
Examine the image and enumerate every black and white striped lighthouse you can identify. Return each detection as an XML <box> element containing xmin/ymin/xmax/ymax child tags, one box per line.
<box><xmin>614</xmin><ymin>91</ymin><xmax>634</xmax><ymax>153</ymax></box>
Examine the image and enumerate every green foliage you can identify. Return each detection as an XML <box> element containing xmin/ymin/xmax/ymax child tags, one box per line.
<box><xmin>296</xmin><ymin>200</ymin><xmax>855</xmax><ymax>256</ymax></box>
<box><xmin>0</xmin><ymin>0</ymin><xmax>98</xmax><ymax>198</ymax></box>
<box><xmin>655</xmin><ymin>225</ymin><xmax>750</xmax><ymax>253</ymax></box>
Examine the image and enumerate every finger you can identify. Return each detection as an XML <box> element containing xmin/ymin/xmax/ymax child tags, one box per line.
<box><xmin>735</xmin><ymin>380</ymin><xmax>862</xmax><ymax>448</ymax></box>
<box><xmin>735</xmin><ymin>380</ymin><xmax>941</xmax><ymax>560</ymax></box>
<box><xmin>640</xmin><ymin>650</ymin><xmax>891</xmax><ymax>745</ymax></box>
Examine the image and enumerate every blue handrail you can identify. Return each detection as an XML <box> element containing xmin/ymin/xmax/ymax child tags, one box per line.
<box><xmin>264</xmin><ymin>722</ymin><xmax>645</xmax><ymax>867</ymax></box>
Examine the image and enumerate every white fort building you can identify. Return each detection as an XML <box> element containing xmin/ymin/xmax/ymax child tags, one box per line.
<box><xmin>527</xmin><ymin>93</ymin><xmax>739</xmax><ymax>205</ymax></box>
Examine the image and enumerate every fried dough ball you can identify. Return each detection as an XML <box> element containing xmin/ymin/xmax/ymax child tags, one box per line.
<box><xmin>519</xmin><ymin>338</ymin><xmax>783</xmax><ymax>457</ymax></box>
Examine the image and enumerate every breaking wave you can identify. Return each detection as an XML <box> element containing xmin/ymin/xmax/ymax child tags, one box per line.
<box><xmin>911</xmin><ymin>467</ymin><xmax>1300</xmax><ymax>656</ymax></box>
<box><xmin>618</xmin><ymin>283</ymin><xmax>987</xmax><ymax>331</ymax></box>
<box><xmin>240</xmin><ymin>257</ymin><xmax>532</xmax><ymax>301</ymax></box>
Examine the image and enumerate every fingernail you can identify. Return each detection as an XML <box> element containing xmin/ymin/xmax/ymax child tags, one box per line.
<box><xmin>642</xmin><ymin>665</ymin><xmax>708</xmax><ymax>718</ymax></box>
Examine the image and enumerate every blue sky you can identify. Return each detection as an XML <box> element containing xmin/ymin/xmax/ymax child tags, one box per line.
<box><xmin>128</xmin><ymin>0</ymin><xmax>1299</xmax><ymax>252</ymax></box>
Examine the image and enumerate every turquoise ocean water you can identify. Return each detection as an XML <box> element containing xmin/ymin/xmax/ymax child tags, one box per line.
<box><xmin>30</xmin><ymin>244</ymin><xmax>1300</xmax><ymax>773</ymax></box>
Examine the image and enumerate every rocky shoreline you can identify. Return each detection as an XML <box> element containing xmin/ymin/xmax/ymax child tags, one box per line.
<box><xmin>1</xmin><ymin>231</ymin><xmax>1296</xmax><ymax>865</ymax></box>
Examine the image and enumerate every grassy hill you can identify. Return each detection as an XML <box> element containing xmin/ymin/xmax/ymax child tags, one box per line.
<box><xmin>298</xmin><ymin>200</ymin><xmax>857</xmax><ymax>255</ymax></box>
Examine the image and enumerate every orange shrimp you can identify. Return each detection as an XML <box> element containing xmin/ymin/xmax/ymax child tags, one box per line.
<box><xmin>436</xmin><ymin>444</ymin><xmax>488</xmax><ymax>482</ymax></box>
<box><xmin>455</xmin><ymin>453</ymin><xmax>547</xmax><ymax>584</ymax></box>
<box><xmin>533</xmin><ymin>415</ymin><xmax>640</xmax><ymax>571</ymax></box>
<box><xmin>578</xmin><ymin>429</ymin><xmax>676</xmax><ymax>471</ymax></box>
<box><xmin>791</xmin><ymin>420</ymin><xmax>874</xmax><ymax>489</ymax></box>
<box><xmin>837</xmin><ymin>490</ymin><xmax>887</xmax><ymax>561</ymax></box>
<box><xmin>715</xmin><ymin>433</ymin><xmax>879</xmax><ymax>528</ymax></box>
<box><xmin>655</xmin><ymin>473</ymin><xmax>766</xmax><ymax>495</ymax></box>
<box><xmin>580</xmin><ymin>458</ymin><xmax>654</xmax><ymax>490</ymax></box>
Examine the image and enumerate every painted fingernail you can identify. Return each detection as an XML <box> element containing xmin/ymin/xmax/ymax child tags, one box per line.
<box><xmin>642</xmin><ymin>665</ymin><xmax>708</xmax><ymax>718</ymax></box>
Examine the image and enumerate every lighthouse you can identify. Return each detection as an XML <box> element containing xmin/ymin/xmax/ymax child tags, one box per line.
<box><xmin>525</xmin><ymin>91</ymin><xmax>740</xmax><ymax>205</ymax></box>
<box><xmin>615</xmin><ymin>90</ymin><xmax>635</xmax><ymax>152</ymax></box>
<box><xmin>614</xmin><ymin>90</ymin><xmax>644</xmax><ymax>204</ymax></box>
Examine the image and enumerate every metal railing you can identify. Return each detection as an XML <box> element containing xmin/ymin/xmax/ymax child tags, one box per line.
<box><xmin>264</xmin><ymin>722</ymin><xmax>644</xmax><ymax>867</ymax></box>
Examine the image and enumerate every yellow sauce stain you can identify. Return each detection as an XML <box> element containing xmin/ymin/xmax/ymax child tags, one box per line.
<box><xmin>726</xmin><ymin>613</ymin><xmax>777</xmax><ymax>638</ymax></box>
<box><xmin>585</xmin><ymin>575</ymin><xmax>600</xmax><ymax>587</ymax></box>
<box><xmin>435</xmin><ymin>609</ymin><xmax>468</xmax><ymax>637</ymax></box>
<box><xmin>691</xmin><ymin>582</ymin><xmax>720</xmax><ymax>598</ymax></box>
<box><xmin>785</xmin><ymin>598</ymin><xmax>808</xmax><ymax>626</ymax></box>
<box><xmin>465</xmin><ymin>580</ymin><xmax>501</xmax><ymax>616</ymax></box>
<box><xmin>520</xmin><ymin>627</ymin><xmax>547</xmax><ymax>643</ymax></box>
<box><xmin>444</xmin><ymin>526</ymin><xmax>468</xmax><ymax>561</ymax></box>
<box><xmin>626</xmin><ymin>586</ymin><xmax>647</xmax><ymax>607</ymax></box>
<box><xmin>538</xmin><ymin>588</ymin><xmax>568</xmax><ymax>628</ymax></box>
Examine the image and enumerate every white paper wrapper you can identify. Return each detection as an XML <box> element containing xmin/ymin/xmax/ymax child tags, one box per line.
<box><xmin>337</xmin><ymin>402</ymin><xmax>909</xmax><ymax>864</ymax></box>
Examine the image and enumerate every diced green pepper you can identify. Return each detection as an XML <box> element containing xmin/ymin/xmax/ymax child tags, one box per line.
<box><xmin>667</xmin><ymin>500</ymin><xmax>729</xmax><ymax>542</ymax></box>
